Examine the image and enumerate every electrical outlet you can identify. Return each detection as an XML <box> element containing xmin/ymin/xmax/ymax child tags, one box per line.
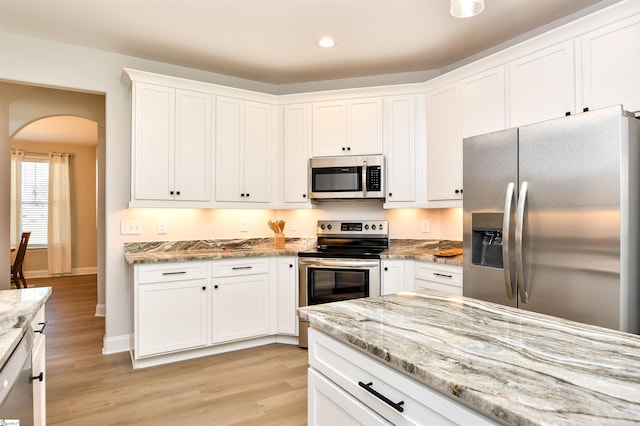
<box><xmin>290</xmin><ymin>220</ymin><xmax>297</xmax><ymax>232</ymax></box>
<box><xmin>121</xmin><ymin>220</ymin><xmax>143</xmax><ymax>235</ymax></box>
<box><xmin>240</xmin><ymin>220</ymin><xmax>248</xmax><ymax>232</ymax></box>
<box><xmin>158</xmin><ymin>219</ymin><xmax>167</xmax><ymax>234</ymax></box>
<box><xmin>421</xmin><ymin>220</ymin><xmax>430</xmax><ymax>233</ymax></box>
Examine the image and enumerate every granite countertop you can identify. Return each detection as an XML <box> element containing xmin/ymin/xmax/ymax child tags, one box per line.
<box><xmin>124</xmin><ymin>238</ymin><xmax>463</xmax><ymax>265</ymax></box>
<box><xmin>298</xmin><ymin>290</ymin><xmax>640</xmax><ymax>425</ymax></box>
<box><xmin>0</xmin><ymin>287</ymin><xmax>52</xmax><ymax>369</ymax></box>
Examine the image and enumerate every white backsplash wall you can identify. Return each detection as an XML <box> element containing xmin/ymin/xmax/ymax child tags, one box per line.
<box><xmin>119</xmin><ymin>205</ymin><xmax>463</xmax><ymax>242</ymax></box>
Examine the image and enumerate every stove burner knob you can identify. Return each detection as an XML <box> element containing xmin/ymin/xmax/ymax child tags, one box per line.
<box><xmin>364</xmin><ymin>224</ymin><xmax>369</xmax><ymax>230</ymax></box>
<box><xmin>320</xmin><ymin>224</ymin><xmax>325</xmax><ymax>230</ymax></box>
<box><xmin>327</xmin><ymin>224</ymin><xmax>332</xmax><ymax>230</ymax></box>
<box><xmin>372</xmin><ymin>224</ymin><xmax>377</xmax><ymax>230</ymax></box>
<box><xmin>379</xmin><ymin>223</ymin><xmax>384</xmax><ymax>230</ymax></box>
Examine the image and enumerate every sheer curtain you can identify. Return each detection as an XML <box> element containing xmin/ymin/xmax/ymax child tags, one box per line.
<box><xmin>48</xmin><ymin>153</ymin><xmax>72</xmax><ymax>275</ymax></box>
<box><xmin>10</xmin><ymin>150</ymin><xmax>24</xmax><ymax>249</ymax></box>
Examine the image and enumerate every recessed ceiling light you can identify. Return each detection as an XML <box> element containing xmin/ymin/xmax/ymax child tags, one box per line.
<box><xmin>317</xmin><ymin>38</ymin><xmax>336</xmax><ymax>48</ymax></box>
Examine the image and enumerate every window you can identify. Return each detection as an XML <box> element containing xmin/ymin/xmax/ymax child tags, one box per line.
<box><xmin>21</xmin><ymin>159</ymin><xmax>49</xmax><ymax>247</ymax></box>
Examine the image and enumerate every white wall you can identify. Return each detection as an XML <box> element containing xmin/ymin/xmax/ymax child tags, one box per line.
<box><xmin>0</xmin><ymin>31</ymin><xmax>461</xmax><ymax>353</ymax></box>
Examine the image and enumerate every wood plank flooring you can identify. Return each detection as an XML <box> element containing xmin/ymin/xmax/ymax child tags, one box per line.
<box><xmin>28</xmin><ymin>275</ymin><xmax>309</xmax><ymax>425</ymax></box>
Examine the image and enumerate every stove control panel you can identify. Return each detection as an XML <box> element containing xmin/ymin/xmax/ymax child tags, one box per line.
<box><xmin>317</xmin><ymin>220</ymin><xmax>388</xmax><ymax>237</ymax></box>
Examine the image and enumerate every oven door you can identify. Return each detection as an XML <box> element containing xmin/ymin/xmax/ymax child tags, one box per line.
<box><xmin>298</xmin><ymin>257</ymin><xmax>380</xmax><ymax>347</ymax></box>
<box><xmin>300</xmin><ymin>258</ymin><xmax>380</xmax><ymax>306</ymax></box>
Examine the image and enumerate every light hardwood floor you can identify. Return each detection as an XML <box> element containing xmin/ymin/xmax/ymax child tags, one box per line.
<box><xmin>29</xmin><ymin>275</ymin><xmax>309</xmax><ymax>426</ymax></box>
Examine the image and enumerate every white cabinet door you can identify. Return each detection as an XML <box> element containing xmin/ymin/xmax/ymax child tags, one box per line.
<box><xmin>31</xmin><ymin>307</ymin><xmax>46</xmax><ymax>426</ymax></box>
<box><xmin>381</xmin><ymin>259</ymin><xmax>406</xmax><ymax>295</ymax></box>
<box><xmin>137</xmin><ymin>279</ymin><xmax>209</xmax><ymax>357</ymax></box>
<box><xmin>347</xmin><ymin>98</ymin><xmax>383</xmax><ymax>155</ymax></box>
<box><xmin>461</xmin><ymin>66</ymin><xmax>506</xmax><ymax>138</ymax></box>
<box><xmin>215</xmin><ymin>96</ymin><xmax>244</xmax><ymax>202</ymax></box>
<box><xmin>212</xmin><ymin>274</ymin><xmax>270</xmax><ymax>343</ymax></box>
<box><xmin>582</xmin><ymin>15</ymin><xmax>640</xmax><ymax>113</ymax></box>
<box><xmin>426</xmin><ymin>82</ymin><xmax>463</xmax><ymax>201</ymax></box>
<box><xmin>133</xmin><ymin>82</ymin><xmax>175</xmax><ymax>201</ymax></box>
<box><xmin>174</xmin><ymin>89</ymin><xmax>212</xmax><ymax>201</ymax></box>
<box><xmin>312</xmin><ymin>100</ymin><xmax>346</xmax><ymax>156</ymax></box>
<box><xmin>508</xmin><ymin>41</ymin><xmax>576</xmax><ymax>127</ymax></box>
<box><xmin>308</xmin><ymin>369</ymin><xmax>390</xmax><ymax>426</ymax></box>
<box><xmin>132</xmin><ymin>83</ymin><xmax>212</xmax><ymax>203</ymax></box>
<box><xmin>244</xmin><ymin>101</ymin><xmax>272</xmax><ymax>202</ymax></box>
<box><xmin>282</xmin><ymin>104</ymin><xmax>311</xmax><ymax>203</ymax></box>
<box><xmin>384</xmin><ymin>95</ymin><xmax>416</xmax><ymax>203</ymax></box>
<box><xmin>276</xmin><ymin>257</ymin><xmax>298</xmax><ymax>335</ymax></box>
<box><xmin>215</xmin><ymin>97</ymin><xmax>272</xmax><ymax>203</ymax></box>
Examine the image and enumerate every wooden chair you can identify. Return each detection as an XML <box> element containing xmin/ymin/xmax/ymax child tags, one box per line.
<box><xmin>11</xmin><ymin>232</ymin><xmax>31</xmax><ymax>289</ymax></box>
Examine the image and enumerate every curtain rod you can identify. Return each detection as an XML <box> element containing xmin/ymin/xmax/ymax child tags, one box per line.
<box><xmin>14</xmin><ymin>150</ymin><xmax>75</xmax><ymax>158</ymax></box>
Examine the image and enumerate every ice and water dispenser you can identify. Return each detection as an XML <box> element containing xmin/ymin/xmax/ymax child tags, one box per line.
<box><xmin>471</xmin><ymin>213</ymin><xmax>504</xmax><ymax>268</ymax></box>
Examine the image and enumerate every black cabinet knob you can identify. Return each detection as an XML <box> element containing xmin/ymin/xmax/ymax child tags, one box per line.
<box><xmin>342</xmin><ymin>147</ymin><xmax>346</xmax><ymax>151</ymax></box>
<box><xmin>170</xmin><ymin>191</ymin><xmax>174</xmax><ymax>195</ymax></box>
<box><xmin>303</xmin><ymin>194</ymin><xmax>307</xmax><ymax>198</ymax></box>
<box><xmin>289</xmin><ymin>264</ymin><xmax>293</xmax><ymax>268</ymax></box>
<box><xmin>214</xmin><ymin>285</ymin><xmax>219</xmax><ymax>289</ymax></box>
<box><xmin>176</xmin><ymin>191</ymin><xmax>180</xmax><ymax>195</ymax></box>
<box><xmin>384</xmin><ymin>267</ymin><xmax>388</xmax><ymax>271</ymax></box>
<box><xmin>388</xmin><ymin>192</ymin><xmax>392</xmax><ymax>197</ymax></box>
<box><xmin>455</xmin><ymin>189</ymin><xmax>460</xmax><ymax>194</ymax></box>
<box><xmin>246</xmin><ymin>193</ymin><xmax>250</xmax><ymax>197</ymax></box>
<box><xmin>202</xmin><ymin>286</ymin><xmax>206</xmax><ymax>291</ymax></box>
<box><xmin>347</xmin><ymin>147</ymin><xmax>351</xmax><ymax>151</ymax></box>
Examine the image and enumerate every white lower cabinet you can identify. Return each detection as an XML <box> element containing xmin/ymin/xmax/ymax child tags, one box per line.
<box><xmin>381</xmin><ymin>260</ymin><xmax>406</xmax><ymax>295</ymax></box>
<box><xmin>308</xmin><ymin>328</ymin><xmax>496</xmax><ymax>425</ymax></box>
<box><xmin>276</xmin><ymin>257</ymin><xmax>298</xmax><ymax>335</ymax></box>
<box><xmin>31</xmin><ymin>306</ymin><xmax>46</xmax><ymax>426</ymax></box>
<box><xmin>135</xmin><ymin>262</ymin><xmax>209</xmax><ymax>357</ymax></box>
<box><xmin>414</xmin><ymin>262</ymin><xmax>463</xmax><ymax>296</ymax></box>
<box><xmin>211</xmin><ymin>266</ymin><xmax>270</xmax><ymax>343</ymax></box>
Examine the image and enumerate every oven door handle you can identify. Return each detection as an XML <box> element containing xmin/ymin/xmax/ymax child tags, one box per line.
<box><xmin>300</xmin><ymin>259</ymin><xmax>380</xmax><ymax>269</ymax></box>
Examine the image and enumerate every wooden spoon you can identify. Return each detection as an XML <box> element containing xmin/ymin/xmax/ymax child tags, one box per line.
<box><xmin>278</xmin><ymin>220</ymin><xmax>285</xmax><ymax>233</ymax></box>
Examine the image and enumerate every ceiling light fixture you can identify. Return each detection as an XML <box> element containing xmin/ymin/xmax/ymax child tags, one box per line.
<box><xmin>450</xmin><ymin>0</ymin><xmax>484</xmax><ymax>18</ymax></box>
<box><xmin>317</xmin><ymin>37</ymin><xmax>336</xmax><ymax>48</ymax></box>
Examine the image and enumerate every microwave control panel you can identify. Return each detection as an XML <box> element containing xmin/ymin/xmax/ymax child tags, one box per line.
<box><xmin>367</xmin><ymin>166</ymin><xmax>382</xmax><ymax>191</ymax></box>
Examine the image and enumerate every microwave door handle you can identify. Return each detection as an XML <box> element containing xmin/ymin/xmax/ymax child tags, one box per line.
<box><xmin>362</xmin><ymin>160</ymin><xmax>368</xmax><ymax>197</ymax></box>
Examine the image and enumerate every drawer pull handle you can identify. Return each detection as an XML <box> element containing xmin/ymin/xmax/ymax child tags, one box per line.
<box><xmin>231</xmin><ymin>266</ymin><xmax>253</xmax><ymax>270</ymax></box>
<box><xmin>34</xmin><ymin>321</ymin><xmax>48</xmax><ymax>334</ymax></box>
<box><xmin>162</xmin><ymin>271</ymin><xmax>187</xmax><ymax>276</ymax></box>
<box><xmin>433</xmin><ymin>272</ymin><xmax>453</xmax><ymax>279</ymax></box>
<box><xmin>30</xmin><ymin>372</ymin><xmax>44</xmax><ymax>383</ymax></box>
<box><xmin>358</xmin><ymin>381</ymin><xmax>404</xmax><ymax>413</ymax></box>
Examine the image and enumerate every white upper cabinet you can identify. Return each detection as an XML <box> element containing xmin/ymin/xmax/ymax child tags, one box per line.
<box><xmin>384</xmin><ymin>95</ymin><xmax>417</xmax><ymax>204</ymax></box>
<box><xmin>282</xmin><ymin>104</ymin><xmax>311</xmax><ymax>204</ymax></box>
<box><xmin>131</xmin><ymin>82</ymin><xmax>212</xmax><ymax>205</ymax></box>
<box><xmin>311</xmin><ymin>98</ymin><xmax>383</xmax><ymax>156</ymax></box>
<box><xmin>215</xmin><ymin>97</ymin><xmax>272</xmax><ymax>203</ymax></box>
<box><xmin>581</xmin><ymin>14</ymin><xmax>640</xmax><ymax>114</ymax></box>
<box><xmin>507</xmin><ymin>41</ymin><xmax>576</xmax><ymax>127</ymax></box>
<box><xmin>426</xmin><ymin>82</ymin><xmax>463</xmax><ymax>201</ymax></box>
<box><xmin>461</xmin><ymin>66</ymin><xmax>506</xmax><ymax>138</ymax></box>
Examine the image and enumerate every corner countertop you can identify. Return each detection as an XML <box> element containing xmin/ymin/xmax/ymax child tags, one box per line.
<box><xmin>124</xmin><ymin>238</ymin><xmax>463</xmax><ymax>266</ymax></box>
<box><xmin>0</xmin><ymin>287</ymin><xmax>52</xmax><ymax>369</ymax></box>
<box><xmin>298</xmin><ymin>290</ymin><xmax>640</xmax><ymax>425</ymax></box>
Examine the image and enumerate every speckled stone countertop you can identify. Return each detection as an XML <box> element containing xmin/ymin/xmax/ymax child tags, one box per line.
<box><xmin>124</xmin><ymin>238</ymin><xmax>463</xmax><ymax>265</ymax></box>
<box><xmin>298</xmin><ymin>290</ymin><xmax>640</xmax><ymax>425</ymax></box>
<box><xmin>0</xmin><ymin>287</ymin><xmax>51</xmax><ymax>369</ymax></box>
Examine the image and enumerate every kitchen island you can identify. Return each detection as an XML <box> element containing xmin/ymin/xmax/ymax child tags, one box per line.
<box><xmin>298</xmin><ymin>289</ymin><xmax>640</xmax><ymax>425</ymax></box>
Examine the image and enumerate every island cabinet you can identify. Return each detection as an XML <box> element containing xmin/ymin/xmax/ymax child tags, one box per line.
<box><xmin>311</xmin><ymin>98</ymin><xmax>383</xmax><ymax>157</ymax></box>
<box><xmin>414</xmin><ymin>262</ymin><xmax>462</xmax><ymax>296</ymax></box>
<box><xmin>134</xmin><ymin>262</ymin><xmax>209</xmax><ymax>358</ymax></box>
<box><xmin>130</xmin><ymin>82</ymin><xmax>212</xmax><ymax>206</ymax></box>
<box><xmin>308</xmin><ymin>328</ymin><xmax>496</xmax><ymax>426</ymax></box>
<box><xmin>215</xmin><ymin>97</ymin><xmax>272</xmax><ymax>203</ymax></box>
<box><xmin>31</xmin><ymin>306</ymin><xmax>47</xmax><ymax>426</ymax></box>
<box><xmin>210</xmin><ymin>258</ymin><xmax>271</xmax><ymax>343</ymax></box>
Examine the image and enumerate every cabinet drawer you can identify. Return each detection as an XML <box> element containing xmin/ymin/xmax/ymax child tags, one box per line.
<box><xmin>309</xmin><ymin>328</ymin><xmax>496</xmax><ymax>425</ymax></box>
<box><xmin>137</xmin><ymin>261</ymin><xmax>208</xmax><ymax>284</ymax></box>
<box><xmin>211</xmin><ymin>258</ymin><xmax>269</xmax><ymax>277</ymax></box>
<box><xmin>414</xmin><ymin>262</ymin><xmax>462</xmax><ymax>287</ymax></box>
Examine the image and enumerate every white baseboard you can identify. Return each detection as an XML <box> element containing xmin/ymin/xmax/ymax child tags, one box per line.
<box><xmin>102</xmin><ymin>334</ymin><xmax>131</xmax><ymax>355</ymax></box>
<box><xmin>25</xmin><ymin>267</ymin><xmax>98</xmax><ymax>279</ymax></box>
<box><xmin>95</xmin><ymin>303</ymin><xmax>105</xmax><ymax>317</ymax></box>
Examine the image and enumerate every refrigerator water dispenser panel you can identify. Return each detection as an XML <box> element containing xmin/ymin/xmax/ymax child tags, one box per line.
<box><xmin>471</xmin><ymin>213</ymin><xmax>503</xmax><ymax>268</ymax></box>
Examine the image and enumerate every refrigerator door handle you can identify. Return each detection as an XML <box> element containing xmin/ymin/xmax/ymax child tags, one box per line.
<box><xmin>503</xmin><ymin>182</ymin><xmax>515</xmax><ymax>300</ymax></box>
<box><xmin>516</xmin><ymin>181</ymin><xmax>529</xmax><ymax>303</ymax></box>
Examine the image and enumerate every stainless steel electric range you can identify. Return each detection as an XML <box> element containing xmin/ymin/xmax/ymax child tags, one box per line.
<box><xmin>298</xmin><ymin>220</ymin><xmax>389</xmax><ymax>347</ymax></box>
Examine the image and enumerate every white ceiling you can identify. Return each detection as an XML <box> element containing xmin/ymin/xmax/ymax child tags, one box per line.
<box><xmin>0</xmin><ymin>0</ymin><xmax>616</xmax><ymax>85</ymax></box>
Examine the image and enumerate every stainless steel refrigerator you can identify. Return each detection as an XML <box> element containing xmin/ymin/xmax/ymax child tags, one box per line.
<box><xmin>462</xmin><ymin>105</ymin><xmax>640</xmax><ymax>334</ymax></box>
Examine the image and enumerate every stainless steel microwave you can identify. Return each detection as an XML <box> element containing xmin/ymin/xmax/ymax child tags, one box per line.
<box><xmin>309</xmin><ymin>155</ymin><xmax>385</xmax><ymax>200</ymax></box>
